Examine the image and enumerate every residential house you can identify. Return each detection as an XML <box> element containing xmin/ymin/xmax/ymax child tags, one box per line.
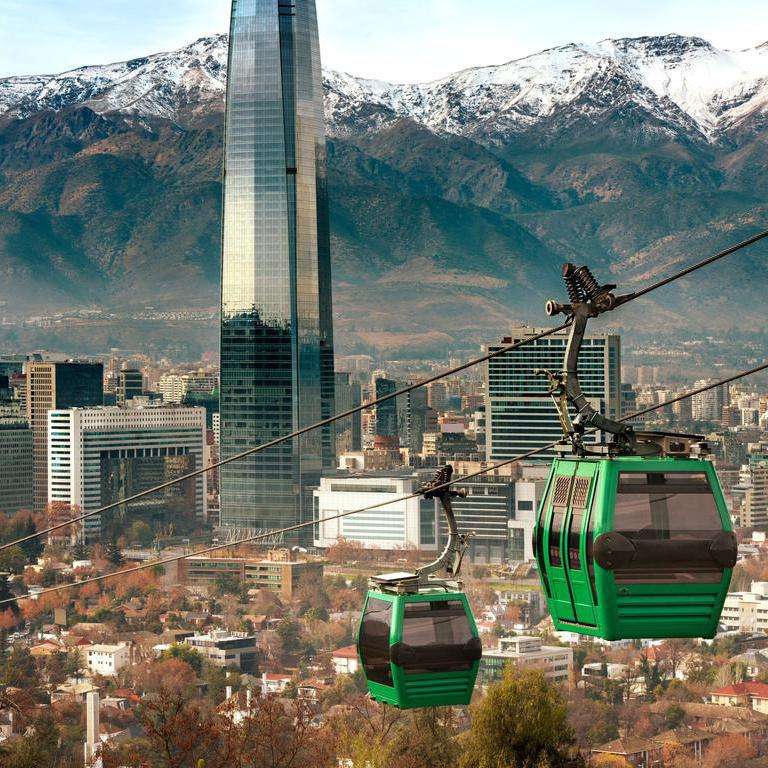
<box><xmin>590</xmin><ymin>736</ymin><xmax>662</xmax><ymax>768</ymax></box>
<box><xmin>332</xmin><ymin>645</ymin><xmax>359</xmax><ymax>676</ymax></box>
<box><xmin>710</xmin><ymin>681</ymin><xmax>768</xmax><ymax>713</ymax></box>
<box><xmin>261</xmin><ymin>673</ymin><xmax>292</xmax><ymax>696</ymax></box>
<box><xmin>85</xmin><ymin>643</ymin><xmax>130</xmax><ymax>676</ymax></box>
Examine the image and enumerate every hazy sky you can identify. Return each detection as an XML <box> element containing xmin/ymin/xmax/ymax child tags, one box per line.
<box><xmin>1</xmin><ymin>0</ymin><xmax>767</xmax><ymax>81</ymax></box>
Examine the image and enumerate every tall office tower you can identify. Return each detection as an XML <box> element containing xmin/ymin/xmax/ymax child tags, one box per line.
<box><xmin>334</xmin><ymin>371</ymin><xmax>362</xmax><ymax>454</ymax></box>
<box><xmin>399</xmin><ymin>385</ymin><xmax>430</xmax><ymax>455</ymax></box>
<box><xmin>0</xmin><ymin>421</ymin><xmax>33</xmax><ymax>515</ymax></box>
<box><xmin>220</xmin><ymin>0</ymin><xmax>335</xmax><ymax>533</ymax></box>
<box><xmin>371</xmin><ymin>376</ymin><xmax>399</xmax><ymax>441</ymax></box>
<box><xmin>485</xmin><ymin>326</ymin><xmax>620</xmax><ymax>461</ymax></box>
<box><xmin>426</xmin><ymin>382</ymin><xmax>448</xmax><ymax>412</ymax></box>
<box><xmin>117</xmin><ymin>368</ymin><xmax>143</xmax><ymax>406</ymax></box>
<box><xmin>49</xmin><ymin>405</ymin><xmax>206</xmax><ymax>541</ymax></box>
<box><xmin>27</xmin><ymin>361</ymin><xmax>103</xmax><ymax>512</ymax></box>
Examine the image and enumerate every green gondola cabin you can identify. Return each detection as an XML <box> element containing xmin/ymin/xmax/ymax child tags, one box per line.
<box><xmin>357</xmin><ymin>587</ymin><xmax>481</xmax><ymax>709</ymax></box>
<box><xmin>535</xmin><ymin>455</ymin><xmax>737</xmax><ymax>640</ymax></box>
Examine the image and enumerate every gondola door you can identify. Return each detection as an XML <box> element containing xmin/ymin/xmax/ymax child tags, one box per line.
<box><xmin>562</xmin><ymin>464</ymin><xmax>598</xmax><ymax>626</ymax></box>
<box><xmin>543</xmin><ymin>463</ymin><xmax>577</xmax><ymax>623</ymax></box>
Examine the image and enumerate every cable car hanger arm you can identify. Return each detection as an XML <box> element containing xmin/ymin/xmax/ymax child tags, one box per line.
<box><xmin>541</xmin><ymin>263</ymin><xmax>635</xmax><ymax>455</ymax></box>
<box><xmin>416</xmin><ymin>465</ymin><xmax>471</xmax><ymax>582</ymax></box>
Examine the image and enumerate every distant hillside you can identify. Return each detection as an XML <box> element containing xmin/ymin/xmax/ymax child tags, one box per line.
<box><xmin>1</xmin><ymin>33</ymin><xmax>768</xmax><ymax>357</ymax></box>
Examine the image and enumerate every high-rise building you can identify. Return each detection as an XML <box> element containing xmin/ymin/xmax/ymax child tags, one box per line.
<box><xmin>27</xmin><ymin>361</ymin><xmax>103</xmax><ymax>512</ymax></box>
<box><xmin>485</xmin><ymin>327</ymin><xmax>620</xmax><ymax>461</ymax></box>
<box><xmin>438</xmin><ymin>476</ymin><xmax>514</xmax><ymax>564</ymax></box>
<box><xmin>117</xmin><ymin>368</ymin><xmax>143</xmax><ymax>406</ymax></box>
<box><xmin>0</xmin><ymin>421</ymin><xmax>33</xmax><ymax>515</ymax></box>
<box><xmin>691</xmin><ymin>380</ymin><xmax>729</xmax><ymax>422</ymax></box>
<box><xmin>371</xmin><ymin>376</ymin><xmax>399</xmax><ymax>440</ymax></box>
<box><xmin>219</xmin><ymin>0</ymin><xmax>335</xmax><ymax>534</ymax></box>
<box><xmin>398</xmin><ymin>385</ymin><xmax>430</xmax><ymax>455</ymax></box>
<box><xmin>48</xmin><ymin>405</ymin><xmax>206</xmax><ymax>541</ymax></box>
<box><xmin>334</xmin><ymin>372</ymin><xmax>362</xmax><ymax>454</ymax></box>
<box><xmin>427</xmin><ymin>382</ymin><xmax>448</xmax><ymax>412</ymax></box>
<box><xmin>157</xmin><ymin>374</ymin><xmax>185</xmax><ymax>404</ymax></box>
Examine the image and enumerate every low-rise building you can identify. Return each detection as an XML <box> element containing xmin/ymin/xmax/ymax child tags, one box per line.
<box><xmin>178</xmin><ymin>548</ymin><xmax>323</xmax><ymax>600</ymax></box>
<box><xmin>332</xmin><ymin>645</ymin><xmax>360</xmax><ymax>676</ymax></box>
<box><xmin>261</xmin><ymin>672</ymin><xmax>291</xmax><ymax>695</ymax></box>
<box><xmin>481</xmin><ymin>635</ymin><xmax>572</xmax><ymax>685</ymax></box>
<box><xmin>85</xmin><ymin>644</ymin><xmax>130</xmax><ymax>676</ymax></box>
<box><xmin>590</xmin><ymin>736</ymin><xmax>662</xmax><ymax>768</ymax></box>
<box><xmin>184</xmin><ymin>631</ymin><xmax>259</xmax><ymax>673</ymax></box>
<box><xmin>710</xmin><ymin>681</ymin><xmax>768</xmax><ymax>713</ymax></box>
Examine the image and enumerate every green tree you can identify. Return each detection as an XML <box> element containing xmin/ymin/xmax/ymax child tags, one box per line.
<box><xmin>459</xmin><ymin>668</ymin><xmax>583</xmax><ymax>768</ymax></box>
<box><xmin>686</xmin><ymin>655</ymin><xmax>716</xmax><ymax>686</ymax></box>
<box><xmin>0</xmin><ymin>575</ymin><xmax>18</xmax><ymax>616</ymax></box>
<box><xmin>130</xmin><ymin>520</ymin><xmax>154</xmax><ymax>547</ymax></box>
<box><xmin>0</xmin><ymin>545</ymin><xmax>27</xmax><ymax>575</ymax></box>
<box><xmin>161</xmin><ymin>643</ymin><xmax>203</xmax><ymax>675</ymax></box>
<box><xmin>1</xmin><ymin>512</ymin><xmax>43</xmax><ymax>562</ymax></box>
<box><xmin>386</xmin><ymin>708</ymin><xmax>460</xmax><ymax>768</ymax></box>
<box><xmin>0</xmin><ymin>646</ymin><xmax>39</xmax><ymax>690</ymax></box>
<box><xmin>638</xmin><ymin>656</ymin><xmax>664</xmax><ymax>696</ymax></box>
<box><xmin>105</xmin><ymin>536</ymin><xmax>124</xmax><ymax>566</ymax></box>
<box><xmin>276</xmin><ymin>618</ymin><xmax>302</xmax><ymax>654</ymax></box>
<box><xmin>72</xmin><ymin>538</ymin><xmax>90</xmax><ymax>561</ymax></box>
<box><xmin>0</xmin><ymin>712</ymin><xmax>59</xmax><ymax>768</ymax></box>
<box><xmin>665</xmin><ymin>704</ymin><xmax>686</xmax><ymax>729</ymax></box>
<box><xmin>213</xmin><ymin>572</ymin><xmax>242</xmax><ymax>598</ymax></box>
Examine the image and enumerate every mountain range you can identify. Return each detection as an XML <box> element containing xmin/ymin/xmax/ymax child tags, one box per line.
<box><xmin>1</xmin><ymin>33</ymin><xmax>768</xmax><ymax>357</ymax></box>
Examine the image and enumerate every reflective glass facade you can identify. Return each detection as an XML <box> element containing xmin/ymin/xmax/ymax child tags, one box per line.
<box><xmin>485</xmin><ymin>327</ymin><xmax>620</xmax><ymax>461</ymax></box>
<box><xmin>220</xmin><ymin>0</ymin><xmax>335</xmax><ymax>533</ymax></box>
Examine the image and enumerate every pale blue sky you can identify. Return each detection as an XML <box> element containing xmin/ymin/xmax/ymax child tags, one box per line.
<box><xmin>1</xmin><ymin>0</ymin><xmax>767</xmax><ymax>82</ymax></box>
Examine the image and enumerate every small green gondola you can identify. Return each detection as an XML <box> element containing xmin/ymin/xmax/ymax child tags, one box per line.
<box><xmin>358</xmin><ymin>587</ymin><xmax>481</xmax><ymax>708</ymax></box>
<box><xmin>533</xmin><ymin>263</ymin><xmax>737</xmax><ymax>641</ymax></box>
<box><xmin>356</xmin><ymin>467</ymin><xmax>481</xmax><ymax>709</ymax></box>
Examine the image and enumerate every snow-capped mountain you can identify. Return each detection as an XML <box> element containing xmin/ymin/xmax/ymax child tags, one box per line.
<box><xmin>325</xmin><ymin>35</ymin><xmax>768</xmax><ymax>142</ymax></box>
<box><xmin>2</xmin><ymin>33</ymin><xmax>767</xmax><ymax>143</ymax></box>
<box><xmin>0</xmin><ymin>35</ymin><xmax>228</xmax><ymax>121</ymax></box>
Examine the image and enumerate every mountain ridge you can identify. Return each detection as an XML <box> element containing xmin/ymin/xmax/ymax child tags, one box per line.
<box><xmin>1</xmin><ymin>33</ymin><xmax>768</xmax><ymax>357</ymax></box>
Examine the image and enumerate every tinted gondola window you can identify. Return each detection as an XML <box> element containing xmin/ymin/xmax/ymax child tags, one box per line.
<box><xmin>568</xmin><ymin>510</ymin><xmax>583</xmax><ymax>569</ymax></box>
<box><xmin>358</xmin><ymin>598</ymin><xmax>393</xmax><ymax>685</ymax></box>
<box><xmin>613</xmin><ymin>472</ymin><xmax>724</xmax><ymax>583</ymax></box>
<box><xmin>550</xmin><ymin>510</ymin><xmax>565</xmax><ymax>567</ymax></box>
<box><xmin>398</xmin><ymin>601</ymin><xmax>475</xmax><ymax>674</ymax></box>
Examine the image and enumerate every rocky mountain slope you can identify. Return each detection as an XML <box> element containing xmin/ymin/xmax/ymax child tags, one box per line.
<box><xmin>1</xmin><ymin>33</ymin><xmax>768</xmax><ymax>356</ymax></box>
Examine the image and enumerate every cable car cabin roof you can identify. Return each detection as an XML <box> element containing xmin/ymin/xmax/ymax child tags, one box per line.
<box><xmin>357</xmin><ymin>588</ymin><xmax>481</xmax><ymax>709</ymax></box>
<box><xmin>535</xmin><ymin>455</ymin><xmax>736</xmax><ymax>641</ymax></box>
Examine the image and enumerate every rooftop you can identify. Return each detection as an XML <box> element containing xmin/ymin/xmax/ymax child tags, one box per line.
<box><xmin>711</xmin><ymin>681</ymin><xmax>768</xmax><ymax>699</ymax></box>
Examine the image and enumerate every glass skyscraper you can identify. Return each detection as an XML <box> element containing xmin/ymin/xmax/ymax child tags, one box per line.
<box><xmin>219</xmin><ymin>0</ymin><xmax>335</xmax><ymax>534</ymax></box>
<box><xmin>485</xmin><ymin>327</ymin><xmax>620</xmax><ymax>461</ymax></box>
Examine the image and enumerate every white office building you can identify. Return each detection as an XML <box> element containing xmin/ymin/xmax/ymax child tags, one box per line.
<box><xmin>485</xmin><ymin>326</ymin><xmax>620</xmax><ymax>461</ymax></box>
<box><xmin>481</xmin><ymin>635</ymin><xmax>573</xmax><ymax>685</ymax></box>
<box><xmin>719</xmin><ymin>582</ymin><xmax>768</xmax><ymax>633</ymax></box>
<box><xmin>314</xmin><ymin>471</ymin><xmax>437</xmax><ymax>551</ymax></box>
<box><xmin>48</xmin><ymin>405</ymin><xmax>207</xmax><ymax>540</ymax></box>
